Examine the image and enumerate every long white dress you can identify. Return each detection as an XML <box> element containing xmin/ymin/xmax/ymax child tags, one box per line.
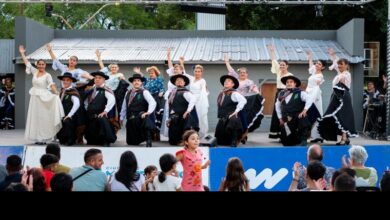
<box><xmin>24</xmin><ymin>63</ymin><xmax>65</xmax><ymax>142</ymax></box>
<box><xmin>306</xmin><ymin>65</ymin><xmax>324</xmax><ymax>115</ymax></box>
<box><xmin>189</xmin><ymin>77</ymin><xmax>209</xmax><ymax>137</ymax></box>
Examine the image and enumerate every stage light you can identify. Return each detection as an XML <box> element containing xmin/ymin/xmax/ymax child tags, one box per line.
<box><xmin>45</xmin><ymin>3</ymin><xmax>53</xmax><ymax>17</ymax></box>
<box><xmin>315</xmin><ymin>5</ymin><xmax>323</xmax><ymax>17</ymax></box>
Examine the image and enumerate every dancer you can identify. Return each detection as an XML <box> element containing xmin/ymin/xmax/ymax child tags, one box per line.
<box><xmin>19</xmin><ymin>45</ymin><xmax>64</xmax><ymax>144</ymax></box>
<box><xmin>267</xmin><ymin>44</ymin><xmax>294</xmax><ymax>140</ymax></box>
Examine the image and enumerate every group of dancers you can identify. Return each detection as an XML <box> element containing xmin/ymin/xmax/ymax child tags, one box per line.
<box><xmin>16</xmin><ymin>43</ymin><xmax>357</xmax><ymax>147</ymax></box>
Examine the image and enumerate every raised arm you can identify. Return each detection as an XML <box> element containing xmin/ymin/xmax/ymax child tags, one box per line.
<box><xmin>133</xmin><ymin>67</ymin><xmax>144</xmax><ymax>77</ymax></box>
<box><xmin>224</xmin><ymin>54</ymin><xmax>235</xmax><ymax>73</ymax></box>
<box><xmin>267</xmin><ymin>44</ymin><xmax>277</xmax><ymax>61</ymax></box>
<box><xmin>95</xmin><ymin>49</ymin><xmax>105</xmax><ymax>70</ymax></box>
<box><xmin>179</xmin><ymin>56</ymin><xmax>186</xmax><ymax>73</ymax></box>
<box><xmin>19</xmin><ymin>45</ymin><xmax>29</xmax><ymax>66</ymax></box>
<box><xmin>167</xmin><ymin>48</ymin><xmax>173</xmax><ymax>69</ymax></box>
<box><xmin>327</xmin><ymin>48</ymin><xmax>340</xmax><ymax>73</ymax></box>
<box><xmin>306</xmin><ymin>50</ymin><xmax>314</xmax><ymax>68</ymax></box>
<box><xmin>46</xmin><ymin>44</ymin><xmax>57</xmax><ymax>60</ymax></box>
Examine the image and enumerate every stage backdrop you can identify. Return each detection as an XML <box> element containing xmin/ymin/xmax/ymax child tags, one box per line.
<box><xmin>0</xmin><ymin>146</ymin><xmax>25</xmax><ymax>165</ymax></box>
<box><xmin>209</xmin><ymin>145</ymin><xmax>390</xmax><ymax>191</ymax></box>
<box><xmin>24</xmin><ymin>146</ymin><xmax>210</xmax><ymax>186</ymax></box>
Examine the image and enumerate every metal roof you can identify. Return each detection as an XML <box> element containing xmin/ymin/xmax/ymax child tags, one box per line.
<box><xmin>25</xmin><ymin>37</ymin><xmax>364</xmax><ymax>64</ymax></box>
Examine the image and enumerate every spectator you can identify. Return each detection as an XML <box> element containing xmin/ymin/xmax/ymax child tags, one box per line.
<box><xmin>40</xmin><ymin>154</ymin><xmax>59</xmax><ymax>191</ymax></box>
<box><xmin>380</xmin><ymin>171</ymin><xmax>390</xmax><ymax>192</ymax></box>
<box><xmin>27</xmin><ymin>167</ymin><xmax>46</xmax><ymax>192</ymax></box>
<box><xmin>46</xmin><ymin>143</ymin><xmax>70</xmax><ymax>173</ymax></box>
<box><xmin>69</xmin><ymin>148</ymin><xmax>107</xmax><ymax>191</ymax></box>
<box><xmin>51</xmin><ymin>173</ymin><xmax>73</xmax><ymax>192</ymax></box>
<box><xmin>176</xmin><ymin>130</ymin><xmax>210</xmax><ymax>191</ymax></box>
<box><xmin>295</xmin><ymin>144</ymin><xmax>335</xmax><ymax>190</ymax></box>
<box><xmin>334</xmin><ymin>173</ymin><xmax>356</xmax><ymax>192</ymax></box>
<box><xmin>109</xmin><ymin>151</ymin><xmax>146</xmax><ymax>191</ymax></box>
<box><xmin>219</xmin><ymin>157</ymin><xmax>250</xmax><ymax>192</ymax></box>
<box><xmin>0</xmin><ymin>155</ymin><xmax>22</xmax><ymax>191</ymax></box>
<box><xmin>329</xmin><ymin>168</ymin><xmax>356</xmax><ymax>191</ymax></box>
<box><xmin>144</xmin><ymin>165</ymin><xmax>158</xmax><ymax>191</ymax></box>
<box><xmin>342</xmin><ymin>145</ymin><xmax>378</xmax><ymax>187</ymax></box>
<box><xmin>153</xmin><ymin>153</ymin><xmax>182</xmax><ymax>191</ymax></box>
<box><xmin>4</xmin><ymin>183</ymin><xmax>28</xmax><ymax>192</ymax></box>
<box><xmin>289</xmin><ymin>160</ymin><xmax>326</xmax><ymax>191</ymax></box>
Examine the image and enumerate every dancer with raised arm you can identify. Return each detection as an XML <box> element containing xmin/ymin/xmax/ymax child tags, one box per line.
<box><xmin>19</xmin><ymin>45</ymin><xmax>64</xmax><ymax>145</ymax></box>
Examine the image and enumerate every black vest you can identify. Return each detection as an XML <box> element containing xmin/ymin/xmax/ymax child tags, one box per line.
<box><xmin>170</xmin><ymin>88</ymin><xmax>189</xmax><ymax>115</ymax></box>
<box><xmin>87</xmin><ymin>88</ymin><xmax>107</xmax><ymax>115</ymax></box>
<box><xmin>125</xmin><ymin>89</ymin><xmax>148</xmax><ymax>117</ymax></box>
<box><xmin>280</xmin><ymin>89</ymin><xmax>305</xmax><ymax>118</ymax></box>
<box><xmin>61</xmin><ymin>88</ymin><xmax>79</xmax><ymax>115</ymax></box>
<box><xmin>217</xmin><ymin>91</ymin><xmax>237</xmax><ymax>118</ymax></box>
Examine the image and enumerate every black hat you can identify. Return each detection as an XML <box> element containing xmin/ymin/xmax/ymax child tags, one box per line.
<box><xmin>128</xmin><ymin>73</ymin><xmax>146</xmax><ymax>83</ymax></box>
<box><xmin>220</xmin><ymin>75</ymin><xmax>239</xmax><ymax>89</ymax></box>
<box><xmin>1</xmin><ymin>73</ymin><xmax>15</xmax><ymax>82</ymax></box>
<box><xmin>281</xmin><ymin>75</ymin><xmax>301</xmax><ymax>87</ymax></box>
<box><xmin>91</xmin><ymin>71</ymin><xmax>109</xmax><ymax>80</ymax></box>
<box><xmin>57</xmin><ymin>72</ymin><xmax>77</xmax><ymax>82</ymax></box>
<box><xmin>170</xmin><ymin>74</ymin><xmax>190</xmax><ymax>87</ymax></box>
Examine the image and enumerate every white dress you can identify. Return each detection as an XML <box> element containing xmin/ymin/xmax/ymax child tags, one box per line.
<box><xmin>25</xmin><ymin>63</ymin><xmax>65</xmax><ymax>142</ymax></box>
<box><xmin>306</xmin><ymin>66</ymin><xmax>324</xmax><ymax>116</ymax></box>
<box><xmin>189</xmin><ymin>77</ymin><xmax>209</xmax><ymax>137</ymax></box>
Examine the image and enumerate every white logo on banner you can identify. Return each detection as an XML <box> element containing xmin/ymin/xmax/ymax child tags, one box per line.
<box><xmin>245</xmin><ymin>168</ymin><xmax>289</xmax><ymax>189</ymax></box>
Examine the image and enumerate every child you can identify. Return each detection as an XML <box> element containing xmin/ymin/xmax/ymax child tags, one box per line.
<box><xmin>40</xmin><ymin>153</ymin><xmax>59</xmax><ymax>191</ymax></box>
<box><xmin>144</xmin><ymin>165</ymin><xmax>158</xmax><ymax>191</ymax></box>
<box><xmin>153</xmin><ymin>154</ymin><xmax>182</xmax><ymax>191</ymax></box>
<box><xmin>176</xmin><ymin>130</ymin><xmax>210</xmax><ymax>191</ymax></box>
<box><xmin>218</xmin><ymin>157</ymin><xmax>250</xmax><ymax>192</ymax></box>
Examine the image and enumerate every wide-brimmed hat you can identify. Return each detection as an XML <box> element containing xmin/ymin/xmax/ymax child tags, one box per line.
<box><xmin>128</xmin><ymin>73</ymin><xmax>146</xmax><ymax>83</ymax></box>
<box><xmin>220</xmin><ymin>75</ymin><xmax>239</xmax><ymax>89</ymax></box>
<box><xmin>0</xmin><ymin>73</ymin><xmax>15</xmax><ymax>82</ymax></box>
<box><xmin>170</xmin><ymin>74</ymin><xmax>190</xmax><ymax>86</ymax></box>
<box><xmin>91</xmin><ymin>71</ymin><xmax>109</xmax><ymax>80</ymax></box>
<box><xmin>281</xmin><ymin>75</ymin><xmax>301</xmax><ymax>87</ymax></box>
<box><xmin>146</xmin><ymin>66</ymin><xmax>161</xmax><ymax>75</ymax></box>
<box><xmin>57</xmin><ymin>72</ymin><xmax>77</xmax><ymax>82</ymax></box>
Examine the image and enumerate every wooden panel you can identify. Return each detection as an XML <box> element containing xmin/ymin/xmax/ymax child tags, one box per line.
<box><xmin>261</xmin><ymin>81</ymin><xmax>307</xmax><ymax>116</ymax></box>
<box><xmin>261</xmin><ymin>83</ymin><xmax>277</xmax><ymax>116</ymax></box>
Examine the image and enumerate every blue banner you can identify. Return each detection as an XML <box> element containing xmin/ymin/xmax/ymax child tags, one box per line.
<box><xmin>209</xmin><ymin>145</ymin><xmax>390</xmax><ymax>191</ymax></box>
<box><xmin>0</xmin><ymin>146</ymin><xmax>25</xmax><ymax>165</ymax></box>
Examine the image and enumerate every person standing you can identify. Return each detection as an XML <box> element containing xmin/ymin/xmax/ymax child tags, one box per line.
<box><xmin>0</xmin><ymin>74</ymin><xmax>15</xmax><ymax>129</ymax></box>
<box><xmin>19</xmin><ymin>45</ymin><xmax>64</xmax><ymax>144</ymax></box>
<box><xmin>267</xmin><ymin>44</ymin><xmax>294</xmax><ymax>140</ymax></box>
<box><xmin>317</xmin><ymin>48</ymin><xmax>357</xmax><ymax>145</ymax></box>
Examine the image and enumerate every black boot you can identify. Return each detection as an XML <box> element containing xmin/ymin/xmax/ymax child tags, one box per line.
<box><xmin>231</xmin><ymin>131</ymin><xmax>238</xmax><ymax>148</ymax></box>
<box><xmin>146</xmin><ymin>130</ymin><xmax>152</xmax><ymax>147</ymax></box>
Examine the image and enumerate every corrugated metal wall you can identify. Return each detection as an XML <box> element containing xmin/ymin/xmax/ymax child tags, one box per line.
<box><xmin>196</xmin><ymin>13</ymin><xmax>225</xmax><ymax>30</ymax></box>
<box><xmin>0</xmin><ymin>39</ymin><xmax>15</xmax><ymax>73</ymax></box>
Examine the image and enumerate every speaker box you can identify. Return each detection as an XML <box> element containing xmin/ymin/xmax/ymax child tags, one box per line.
<box><xmin>199</xmin><ymin>135</ymin><xmax>217</xmax><ymax>147</ymax></box>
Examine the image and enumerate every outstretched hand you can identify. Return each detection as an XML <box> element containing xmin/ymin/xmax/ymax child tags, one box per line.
<box><xmin>19</xmin><ymin>45</ymin><xmax>26</xmax><ymax>54</ymax></box>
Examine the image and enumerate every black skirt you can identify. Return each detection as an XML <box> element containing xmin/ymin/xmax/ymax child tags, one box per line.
<box><xmin>215</xmin><ymin>116</ymin><xmax>243</xmax><ymax>146</ymax></box>
<box><xmin>269</xmin><ymin>89</ymin><xmax>283</xmax><ymax>138</ymax></box>
<box><xmin>245</xmin><ymin>93</ymin><xmax>265</xmax><ymax>132</ymax></box>
<box><xmin>318</xmin><ymin>83</ymin><xmax>357</xmax><ymax>141</ymax></box>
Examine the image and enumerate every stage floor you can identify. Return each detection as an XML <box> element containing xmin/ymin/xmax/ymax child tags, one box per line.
<box><xmin>0</xmin><ymin>129</ymin><xmax>388</xmax><ymax>147</ymax></box>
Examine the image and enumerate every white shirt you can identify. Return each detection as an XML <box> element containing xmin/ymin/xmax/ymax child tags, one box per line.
<box><xmin>61</xmin><ymin>86</ymin><xmax>80</xmax><ymax>118</ymax></box>
<box><xmin>229</xmin><ymin>91</ymin><xmax>247</xmax><ymax>113</ymax></box>
<box><xmin>119</xmin><ymin>89</ymin><xmax>157</xmax><ymax>121</ymax></box>
<box><xmin>152</xmin><ymin>175</ymin><xmax>182</xmax><ymax>191</ymax></box>
<box><xmin>84</xmin><ymin>84</ymin><xmax>115</xmax><ymax>113</ymax></box>
<box><xmin>110</xmin><ymin>173</ymin><xmax>145</xmax><ymax>192</ymax></box>
<box><xmin>329</xmin><ymin>58</ymin><xmax>351</xmax><ymax>89</ymax></box>
<box><xmin>271</xmin><ymin>59</ymin><xmax>294</xmax><ymax>89</ymax></box>
<box><xmin>275</xmin><ymin>90</ymin><xmax>313</xmax><ymax>119</ymax></box>
<box><xmin>182</xmin><ymin>90</ymin><xmax>197</xmax><ymax>113</ymax></box>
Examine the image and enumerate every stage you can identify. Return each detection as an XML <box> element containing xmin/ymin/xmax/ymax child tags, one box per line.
<box><xmin>0</xmin><ymin>129</ymin><xmax>388</xmax><ymax>147</ymax></box>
